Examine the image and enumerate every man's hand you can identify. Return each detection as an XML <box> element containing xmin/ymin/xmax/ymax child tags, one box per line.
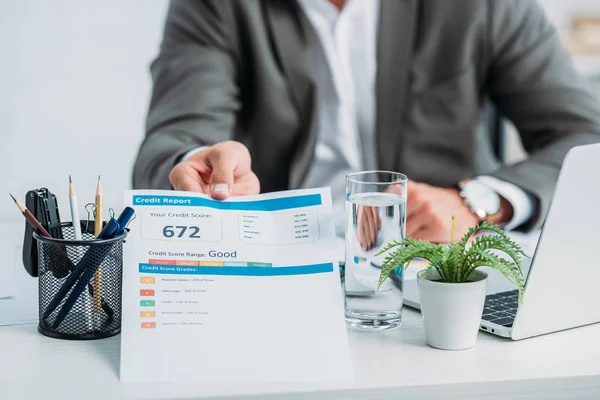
<box><xmin>169</xmin><ymin>141</ymin><xmax>260</xmax><ymax>200</ymax></box>
<box><xmin>356</xmin><ymin>205</ymin><xmax>382</xmax><ymax>251</ymax></box>
<box><xmin>406</xmin><ymin>180</ymin><xmax>480</xmax><ymax>243</ymax></box>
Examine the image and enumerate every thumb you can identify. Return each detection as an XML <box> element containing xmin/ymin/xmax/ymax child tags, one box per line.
<box><xmin>207</xmin><ymin>149</ymin><xmax>236</xmax><ymax>200</ymax></box>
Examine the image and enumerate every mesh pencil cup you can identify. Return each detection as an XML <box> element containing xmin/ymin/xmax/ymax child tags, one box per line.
<box><xmin>34</xmin><ymin>222</ymin><xmax>126</xmax><ymax>340</ymax></box>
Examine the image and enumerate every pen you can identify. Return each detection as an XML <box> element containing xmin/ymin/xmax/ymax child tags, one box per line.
<box><xmin>51</xmin><ymin>217</ymin><xmax>121</xmax><ymax>328</ymax></box>
<box><xmin>68</xmin><ymin>175</ymin><xmax>82</xmax><ymax>240</ymax></box>
<box><xmin>115</xmin><ymin>206</ymin><xmax>135</xmax><ymax>234</ymax></box>
<box><xmin>10</xmin><ymin>193</ymin><xmax>115</xmax><ymax>321</ymax></box>
<box><xmin>94</xmin><ymin>176</ymin><xmax>103</xmax><ymax>312</ymax></box>
<box><xmin>69</xmin><ymin>176</ymin><xmax>93</xmax><ymax>329</ymax></box>
<box><xmin>51</xmin><ymin>207</ymin><xmax>133</xmax><ymax>328</ymax></box>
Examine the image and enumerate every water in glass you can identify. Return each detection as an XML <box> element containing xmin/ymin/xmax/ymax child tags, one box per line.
<box><xmin>344</xmin><ymin>191</ymin><xmax>406</xmax><ymax>330</ymax></box>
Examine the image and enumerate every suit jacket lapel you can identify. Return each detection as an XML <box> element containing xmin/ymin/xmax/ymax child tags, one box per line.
<box><xmin>376</xmin><ymin>0</ymin><xmax>418</xmax><ymax>171</ymax></box>
<box><xmin>264</xmin><ymin>0</ymin><xmax>317</xmax><ymax>188</ymax></box>
<box><xmin>264</xmin><ymin>0</ymin><xmax>316</xmax><ymax>121</ymax></box>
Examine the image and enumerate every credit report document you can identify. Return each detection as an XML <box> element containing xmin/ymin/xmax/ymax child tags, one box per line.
<box><xmin>120</xmin><ymin>188</ymin><xmax>352</xmax><ymax>383</ymax></box>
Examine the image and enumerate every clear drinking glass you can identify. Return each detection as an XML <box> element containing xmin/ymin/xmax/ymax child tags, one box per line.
<box><xmin>344</xmin><ymin>171</ymin><xmax>407</xmax><ymax>330</ymax></box>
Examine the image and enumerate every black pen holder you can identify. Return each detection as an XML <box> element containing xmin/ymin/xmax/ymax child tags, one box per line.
<box><xmin>34</xmin><ymin>222</ymin><xmax>126</xmax><ymax>340</ymax></box>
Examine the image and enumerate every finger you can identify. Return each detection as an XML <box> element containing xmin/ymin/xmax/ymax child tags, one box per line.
<box><xmin>227</xmin><ymin>141</ymin><xmax>253</xmax><ymax>177</ymax></box>
<box><xmin>385</xmin><ymin>184</ymin><xmax>405</xmax><ymax>196</ymax></box>
<box><xmin>406</xmin><ymin>213</ymin><xmax>427</xmax><ymax>238</ymax></box>
<box><xmin>363</xmin><ymin>206</ymin><xmax>377</xmax><ymax>249</ymax></box>
<box><xmin>406</xmin><ymin>180</ymin><xmax>420</xmax><ymax>197</ymax></box>
<box><xmin>406</xmin><ymin>181</ymin><xmax>428</xmax><ymax>218</ymax></box>
<box><xmin>357</xmin><ymin>207</ymin><xmax>370</xmax><ymax>251</ymax></box>
<box><xmin>406</xmin><ymin>204</ymin><xmax>434</xmax><ymax>238</ymax></box>
<box><xmin>411</xmin><ymin>222</ymin><xmax>446</xmax><ymax>243</ymax></box>
<box><xmin>207</xmin><ymin>148</ymin><xmax>238</xmax><ymax>200</ymax></box>
<box><xmin>411</xmin><ymin>226</ymin><xmax>435</xmax><ymax>242</ymax></box>
<box><xmin>374</xmin><ymin>206</ymin><xmax>382</xmax><ymax>233</ymax></box>
<box><xmin>229</xmin><ymin>172</ymin><xmax>261</xmax><ymax>197</ymax></box>
<box><xmin>356</xmin><ymin>217</ymin><xmax>367</xmax><ymax>251</ymax></box>
<box><xmin>407</xmin><ymin>199</ymin><xmax>427</xmax><ymax>219</ymax></box>
<box><xmin>359</xmin><ymin>222</ymin><xmax>369</xmax><ymax>251</ymax></box>
<box><xmin>406</xmin><ymin>197</ymin><xmax>428</xmax><ymax>226</ymax></box>
<box><xmin>369</xmin><ymin>206</ymin><xmax>380</xmax><ymax>247</ymax></box>
<box><xmin>357</xmin><ymin>206</ymin><xmax>369</xmax><ymax>251</ymax></box>
<box><xmin>169</xmin><ymin>163</ymin><xmax>210</xmax><ymax>194</ymax></box>
<box><xmin>409</xmin><ymin>205</ymin><xmax>440</xmax><ymax>242</ymax></box>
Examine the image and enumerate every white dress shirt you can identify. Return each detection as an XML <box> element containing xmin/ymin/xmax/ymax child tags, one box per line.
<box><xmin>297</xmin><ymin>0</ymin><xmax>379</xmax><ymax>235</ymax></box>
<box><xmin>185</xmin><ymin>0</ymin><xmax>534</xmax><ymax>235</ymax></box>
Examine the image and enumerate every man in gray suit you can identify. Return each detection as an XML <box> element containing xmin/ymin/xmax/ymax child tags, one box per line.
<box><xmin>134</xmin><ymin>0</ymin><xmax>600</xmax><ymax>243</ymax></box>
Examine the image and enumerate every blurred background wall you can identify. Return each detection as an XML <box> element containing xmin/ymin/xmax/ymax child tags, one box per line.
<box><xmin>502</xmin><ymin>0</ymin><xmax>600</xmax><ymax>163</ymax></box>
<box><xmin>0</xmin><ymin>0</ymin><xmax>169</xmax><ymax>222</ymax></box>
<box><xmin>1</xmin><ymin>0</ymin><xmax>599</xmax><ymax>224</ymax></box>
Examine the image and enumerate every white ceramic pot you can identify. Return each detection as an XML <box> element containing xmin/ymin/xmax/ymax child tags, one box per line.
<box><xmin>417</xmin><ymin>269</ymin><xmax>488</xmax><ymax>350</ymax></box>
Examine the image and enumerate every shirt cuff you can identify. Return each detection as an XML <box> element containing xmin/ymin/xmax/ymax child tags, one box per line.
<box><xmin>475</xmin><ymin>176</ymin><xmax>535</xmax><ymax>231</ymax></box>
<box><xmin>180</xmin><ymin>146</ymin><xmax>208</xmax><ymax>162</ymax></box>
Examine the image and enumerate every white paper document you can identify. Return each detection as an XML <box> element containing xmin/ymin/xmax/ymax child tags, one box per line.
<box><xmin>120</xmin><ymin>188</ymin><xmax>352</xmax><ymax>383</ymax></box>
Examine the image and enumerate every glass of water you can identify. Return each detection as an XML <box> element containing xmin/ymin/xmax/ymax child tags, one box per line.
<box><xmin>344</xmin><ymin>171</ymin><xmax>407</xmax><ymax>330</ymax></box>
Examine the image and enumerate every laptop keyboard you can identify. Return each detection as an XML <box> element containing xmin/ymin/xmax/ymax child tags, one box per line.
<box><xmin>482</xmin><ymin>290</ymin><xmax>519</xmax><ymax>327</ymax></box>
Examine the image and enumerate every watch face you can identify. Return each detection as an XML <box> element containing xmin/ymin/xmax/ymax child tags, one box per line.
<box><xmin>463</xmin><ymin>181</ymin><xmax>501</xmax><ymax>215</ymax></box>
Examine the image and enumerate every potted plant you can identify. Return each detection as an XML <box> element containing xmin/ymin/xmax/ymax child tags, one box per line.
<box><xmin>377</xmin><ymin>217</ymin><xmax>527</xmax><ymax>350</ymax></box>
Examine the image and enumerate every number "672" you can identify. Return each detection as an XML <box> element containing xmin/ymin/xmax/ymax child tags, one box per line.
<box><xmin>162</xmin><ymin>225</ymin><xmax>201</xmax><ymax>239</ymax></box>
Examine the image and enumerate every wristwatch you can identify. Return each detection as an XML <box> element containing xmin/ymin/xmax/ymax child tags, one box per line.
<box><xmin>457</xmin><ymin>178</ymin><xmax>501</xmax><ymax>223</ymax></box>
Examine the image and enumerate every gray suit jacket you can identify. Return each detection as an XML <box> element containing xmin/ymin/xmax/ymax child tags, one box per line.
<box><xmin>133</xmin><ymin>0</ymin><xmax>600</xmax><ymax>230</ymax></box>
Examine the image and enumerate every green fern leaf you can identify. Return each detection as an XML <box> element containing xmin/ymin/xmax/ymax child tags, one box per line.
<box><xmin>425</xmin><ymin>249</ymin><xmax>449</xmax><ymax>282</ymax></box>
<box><xmin>375</xmin><ymin>237</ymin><xmax>419</xmax><ymax>256</ymax></box>
<box><xmin>376</xmin><ymin>219</ymin><xmax>526</xmax><ymax>301</ymax></box>
<box><xmin>455</xmin><ymin>224</ymin><xmax>480</xmax><ymax>253</ymax></box>
<box><xmin>467</xmin><ymin>235</ymin><xmax>524</xmax><ymax>275</ymax></box>
<box><xmin>470</xmin><ymin>222</ymin><xmax>528</xmax><ymax>257</ymax></box>
<box><xmin>463</xmin><ymin>250</ymin><xmax>525</xmax><ymax>303</ymax></box>
<box><xmin>466</xmin><ymin>231</ymin><xmax>527</xmax><ymax>274</ymax></box>
<box><xmin>378</xmin><ymin>241</ymin><xmax>445</xmax><ymax>288</ymax></box>
<box><xmin>446</xmin><ymin>243</ymin><xmax>465</xmax><ymax>281</ymax></box>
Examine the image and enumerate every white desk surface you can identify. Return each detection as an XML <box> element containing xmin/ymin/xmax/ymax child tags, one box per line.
<box><xmin>2</xmin><ymin>308</ymin><xmax>600</xmax><ymax>400</ymax></box>
<box><xmin>2</xmin><ymin>225</ymin><xmax>599</xmax><ymax>398</ymax></box>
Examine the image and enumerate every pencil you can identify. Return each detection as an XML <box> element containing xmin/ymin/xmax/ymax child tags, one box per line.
<box><xmin>10</xmin><ymin>193</ymin><xmax>115</xmax><ymax>321</ymax></box>
<box><xmin>69</xmin><ymin>175</ymin><xmax>83</xmax><ymax>240</ymax></box>
<box><xmin>93</xmin><ymin>176</ymin><xmax>103</xmax><ymax>313</ymax></box>
<box><xmin>10</xmin><ymin>193</ymin><xmax>53</xmax><ymax>239</ymax></box>
<box><xmin>51</xmin><ymin>217</ymin><xmax>121</xmax><ymax>328</ymax></box>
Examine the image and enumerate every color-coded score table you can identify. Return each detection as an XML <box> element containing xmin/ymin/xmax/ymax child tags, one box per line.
<box><xmin>149</xmin><ymin>259</ymin><xmax>272</xmax><ymax>267</ymax></box>
<box><xmin>135</xmin><ymin>261</ymin><xmax>334</xmax><ymax>330</ymax></box>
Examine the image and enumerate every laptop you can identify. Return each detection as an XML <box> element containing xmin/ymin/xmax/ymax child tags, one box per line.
<box><xmin>402</xmin><ymin>143</ymin><xmax>600</xmax><ymax>340</ymax></box>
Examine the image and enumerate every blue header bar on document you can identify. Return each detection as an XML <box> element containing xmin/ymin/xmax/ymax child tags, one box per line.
<box><xmin>132</xmin><ymin>194</ymin><xmax>322</xmax><ymax>211</ymax></box>
<box><xmin>139</xmin><ymin>263</ymin><xmax>334</xmax><ymax>276</ymax></box>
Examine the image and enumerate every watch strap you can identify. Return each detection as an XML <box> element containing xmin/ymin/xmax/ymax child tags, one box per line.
<box><xmin>458</xmin><ymin>178</ymin><xmax>496</xmax><ymax>223</ymax></box>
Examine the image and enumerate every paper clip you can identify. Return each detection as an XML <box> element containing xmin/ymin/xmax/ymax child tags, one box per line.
<box><xmin>109</xmin><ymin>208</ymin><xmax>116</xmax><ymax>219</ymax></box>
<box><xmin>84</xmin><ymin>203</ymin><xmax>96</xmax><ymax>234</ymax></box>
<box><xmin>125</xmin><ymin>213</ymin><xmax>136</xmax><ymax>228</ymax></box>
